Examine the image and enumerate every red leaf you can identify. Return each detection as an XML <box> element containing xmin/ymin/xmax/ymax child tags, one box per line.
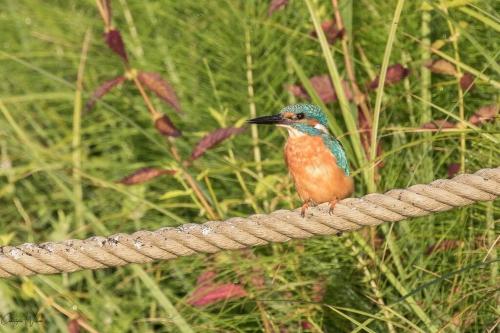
<box><xmin>190</xmin><ymin>127</ymin><xmax>246</xmax><ymax>161</ymax></box>
<box><xmin>447</xmin><ymin>163</ymin><xmax>461</xmax><ymax>178</ymax></box>
<box><xmin>289</xmin><ymin>75</ymin><xmax>352</xmax><ymax>103</ymax></box>
<box><xmin>188</xmin><ymin>283</ymin><xmax>247</xmax><ymax>307</ymax></box>
<box><xmin>249</xmin><ymin>267</ymin><xmax>266</xmax><ymax>289</ymax></box>
<box><xmin>459</xmin><ymin>72</ymin><xmax>475</xmax><ymax>91</ymax></box>
<box><xmin>85</xmin><ymin>76</ymin><xmax>125</xmax><ymax>112</ymax></box>
<box><xmin>369</xmin><ymin>64</ymin><xmax>410</xmax><ymax>90</ymax></box>
<box><xmin>426</xmin><ymin>239</ymin><xmax>462</xmax><ymax>255</ymax></box>
<box><xmin>287</xmin><ymin>84</ymin><xmax>308</xmax><ymax>99</ymax></box>
<box><xmin>311</xmin><ymin>279</ymin><xmax>326</xmax><ymax>302</ymax></box>
<box><xmin>118</xmin><ymin>167</ymin><xmax>176</xmax><ymax>185</ymax></box>
<box><xmin>425</xmin><ymin>59</ymin><xmax>457</xmax><ymax>76</ymax></box>
<box><xmin>105</xmin><ymin>29</ymin><xmax>128</xmax><ymax>63</ymax></box>
<box><xmin>268</xmin><ymin>0</ymin><xmax>289</xmax><ymax>16</ymax></box>
<box><xmin>138</xmin><ymin>72</ymin><xmax>181</xmax><ymax>113</ymax></box>
<box><xmin>154</xmin><ymin>114</ymin><xmax>182</xmax><ymax>137</ymax></box>
<box><xmin>468</xmin><ymin>104</ymin><xmax>499</xmax><ymax>125</ymax></box>
<box><xmin>385</xmin><ymin>64</ymin><xmax>410</xmax><ymax>83</ymax></box>
<box><xmin>310</xmin><ymin>75</ymin><xmax>336</xmax><ymax>103</ymax></box>
<box><xmin>421</xmin><ymin>119</ymin><xmax>456</xmax><ymax>130</ymax></box>
<box><xmin>311</xmin><ymin>20</ymin><xmax>345</xmax><ymax>44</ymax></box>
<box><xmin>301</xmin><ymin>321</ymin><xmax>313</xmax><ymax>329</ymax></box>
<box><xmin>197</xmin><ymin>270</ymin><xmax>217</xmax><ymax>285</ymax></box>
<box><xmin>67</xmin><ymin>319</ymin><xmax>80</xmax><ymax>333</ymax></box>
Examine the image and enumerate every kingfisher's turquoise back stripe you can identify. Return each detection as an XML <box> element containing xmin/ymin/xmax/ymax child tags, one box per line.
<box><xmin>321</xmin><ymin>134</ymin><xmax>350</xmax><ymax>176</ymax></box>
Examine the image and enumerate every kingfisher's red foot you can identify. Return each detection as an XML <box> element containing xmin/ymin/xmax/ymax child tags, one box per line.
<box><xmin>300</xmin><ymin>201</ymin><xmax>310</xmax><ymax>218</ymax></box>
<box><xmin>328</xmin><ymin>198</ymin><xmax>338</xmax><ymax>215</ymax></box>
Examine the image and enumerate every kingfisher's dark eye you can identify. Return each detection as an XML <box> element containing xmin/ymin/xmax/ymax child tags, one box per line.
<box><xmin>296</xmin><ymin>113</ymin><xmax>305</xmax><ymax>120</ymax></box>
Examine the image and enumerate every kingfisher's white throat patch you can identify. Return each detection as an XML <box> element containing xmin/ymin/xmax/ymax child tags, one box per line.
<box><xmin>278</xmin><ymin>123</ymin><xmax>329</xmax><ymax>137</ymax></box>
<box><xmin>278</xmin><ymin>125</ymin><xmax>305</xmax><ymax>137</ymax></box>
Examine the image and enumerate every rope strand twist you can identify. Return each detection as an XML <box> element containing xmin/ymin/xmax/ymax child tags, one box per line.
<box><xmin>1</xmin><ymin>167</ymin><xmax>499</xmax><ymax>278</ymax></box>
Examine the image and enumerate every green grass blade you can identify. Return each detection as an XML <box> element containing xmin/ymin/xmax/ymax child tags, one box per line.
<box><xmin>369</xmin><ymin>0</ymin><xmax>406</xmax><ymax>190</ymax></box>
<box><xmin>133</xmin><ymin>266</ymin><xmax>194</xmax><ymax>333</ymax></box>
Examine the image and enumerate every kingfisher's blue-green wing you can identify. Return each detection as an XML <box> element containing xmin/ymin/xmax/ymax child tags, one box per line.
<box><xmin>321</xmin><ymin>134</ymin><xmax>350</xmax><ymax>176</ymax></box>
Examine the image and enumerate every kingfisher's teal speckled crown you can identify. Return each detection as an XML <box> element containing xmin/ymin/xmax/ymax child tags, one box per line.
<box><xmin>280</xmin><ymin>104</ymin><xmax>328</xmax><ymax>127</ymax></box>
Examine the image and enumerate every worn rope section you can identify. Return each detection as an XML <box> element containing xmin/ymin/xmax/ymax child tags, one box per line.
<box><xmin>1</xmin><ymin>167</ymin><xmax>499</xmax><ymax>278</ymax></box>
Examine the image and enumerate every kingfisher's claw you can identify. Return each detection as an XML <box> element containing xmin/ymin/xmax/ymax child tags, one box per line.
<box><xmin>300</xmin><ymin>201</ymin><xmax>310</xmax><ymax>218</ymax></box>
<box><xmin>328</xmin><ymin>198</ymin><xmax>338</xmax><ymax>215</ymax></box>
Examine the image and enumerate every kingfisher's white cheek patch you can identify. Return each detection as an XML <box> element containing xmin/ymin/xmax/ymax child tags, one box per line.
<box><xmin>314</xmin><ymin>123</ymin><xmax>329</xmax><ymax>134</ymax></box>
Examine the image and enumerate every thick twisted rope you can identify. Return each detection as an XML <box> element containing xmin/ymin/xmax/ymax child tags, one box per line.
<box><xmin>1</xmin><ymin>167</ymin><xmax>498</xmax><ymax>278</ymax></box>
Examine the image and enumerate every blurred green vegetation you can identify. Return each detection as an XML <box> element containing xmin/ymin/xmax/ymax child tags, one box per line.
<box><xmin>0</xmin><ymin>0</ymin><xmax>498</xmax><ymax>332</ymax></box>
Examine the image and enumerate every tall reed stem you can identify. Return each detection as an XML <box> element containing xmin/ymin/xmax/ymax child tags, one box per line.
<box><xmin>369</xmin><ymin>0</ymin><xmax>405</xmax><ymax>190</ymax></box>
<box><xmin>72</xmin><ymin>30</ymin><xmax>91</xmax><ymax>232</ymax></box>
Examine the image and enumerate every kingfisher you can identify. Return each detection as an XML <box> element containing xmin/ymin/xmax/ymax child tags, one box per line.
<box><xmin>247</xmin><ymin>104</ymin><xmax>354</xmax><ymax>217</ymax></box>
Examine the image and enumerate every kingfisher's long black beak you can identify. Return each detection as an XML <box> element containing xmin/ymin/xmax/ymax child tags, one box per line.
<box><xmin>247</xmin><ymin>114</ymin><xmax>284</xmax><ymax>125</ymax></box>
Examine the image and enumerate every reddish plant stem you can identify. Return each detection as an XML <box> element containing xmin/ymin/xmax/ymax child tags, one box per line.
<box><xmin>131</xmin><ymin>72</ymin><xmax>219</xmax><ymax>220</ymax></box>
<box><xmin>93</xmin><ymin>1</ymin><xmax>217</xmax><ymax>220</ymax></box>
<box><xmin>331</xmin><ymin>0</ymin><xmax>372</xmax><ymax>126</ymax></box>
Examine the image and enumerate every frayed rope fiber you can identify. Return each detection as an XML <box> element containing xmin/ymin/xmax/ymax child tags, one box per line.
<box><xmin>1</xmin><ymin>167</ymin><xmax>499</xmax><ymax>278</ymax></box>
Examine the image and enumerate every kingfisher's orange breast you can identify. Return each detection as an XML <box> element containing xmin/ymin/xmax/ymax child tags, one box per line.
<box><xmin>284</xmin><ymin>135</ymin><xmax>353</xmax><ymax>204</ymax></box>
